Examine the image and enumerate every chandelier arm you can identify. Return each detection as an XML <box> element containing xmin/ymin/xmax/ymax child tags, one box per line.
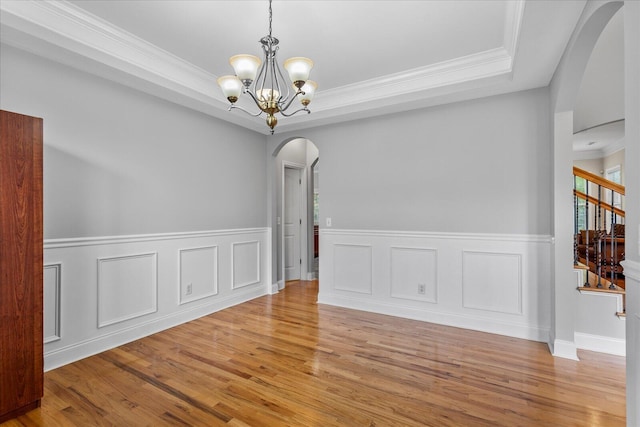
<box><xmin>256</xmin><ymin>44</ymin><xmax>272</xmax><ymax>98</ymax></box>
<box><xmin>228</xmin><ymin>104</ymin><xmax>263</xmax><ymax>117</ymax></box>
<box><xmin>279</xmin><ymin>107</ymin><xmax>311</xmax><ymax>118</ymax></box>
<box><xmin>278</xmin><ymin>89</ymin><xmax>304</xmax><ymax>113</ymax></box>
<box><xmin>244</xmin><ymin>89</ymin><xmax>266</xmax><ymax>110</ymax></box>
<box><xmin>274</xmin><ymin>55</ymin><xmax>291</xmax><ymax>104</ymax></box>
<box><xmin>255</xmin><ymin>61</ymin><xmax>267</xmax><ymax>93</ymax></box>
<box><xmin>269</xmin><ymin>54</ymin><xmax>280</xmax><ymax>102</ymax></box>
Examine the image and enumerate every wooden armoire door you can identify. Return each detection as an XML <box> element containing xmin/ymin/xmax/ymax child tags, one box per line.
<box><xmin>0</xmin><ymin>110</ymin><xmax>44</xmax><ymax>422</ymax></box>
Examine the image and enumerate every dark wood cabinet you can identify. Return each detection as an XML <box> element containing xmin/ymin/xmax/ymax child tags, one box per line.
<box><xmin>0</xmin><ymin>110</ymin><xmax>44</xmax><ymax>423</ymax></box>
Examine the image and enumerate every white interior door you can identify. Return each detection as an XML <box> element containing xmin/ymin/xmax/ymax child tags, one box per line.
<box><xmin>284</xmin><ymin>167</ymin><xmax>302</xmax><ymax>281</ymax></box>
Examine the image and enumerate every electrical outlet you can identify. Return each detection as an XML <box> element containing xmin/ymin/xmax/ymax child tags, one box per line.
<box><xmin>186</xmin><ymin>283</ymin><xmax>193</xmax><ymax>295</ymax></box>
<box><xmin>418</xmin><ymin>283</ymin><xmax>426</xmax><ymax>295</ymax></box>
<box><xmin>326</xmin><ymin>217</ymin><xmax>332</xmax><ymax>227</ymax></box>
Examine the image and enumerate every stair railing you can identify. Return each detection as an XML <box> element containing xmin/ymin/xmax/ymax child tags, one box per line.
<box><xmin>573</xmin><ymin>166</ymin><xmax>625</xmax><ymax>289</ymax></box>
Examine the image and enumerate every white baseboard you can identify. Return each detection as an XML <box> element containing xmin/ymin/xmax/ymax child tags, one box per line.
<box><xmin>270</xmin><ymin>282</ymin><xmax>279</xmax><ymax>294</ymax></box>
<box><xmin>318</xmin><ymin>293</ymin><xmax>549</xmax><ymax>343</ymax></box>
<box><xmin>549</xmin><ymin>338</ymin><xmax>579</xmax><ymax>360</ymax></box>
<box><xmin>575</xmin><ymin>332</ymin><xmax>626</xmax><ymax>356</ymax></box>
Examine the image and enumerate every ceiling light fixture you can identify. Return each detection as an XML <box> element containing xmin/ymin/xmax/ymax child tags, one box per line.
<box><xmin>217</xmin><ymin>0</ymin><xmax>317</xmax><ymax>134</ymax></box>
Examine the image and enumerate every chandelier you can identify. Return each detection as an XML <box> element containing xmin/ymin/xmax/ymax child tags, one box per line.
<box><xmin>217</xmin><ymin>0</ymin><xmax>317</xmax><ymax>134</ymax></box>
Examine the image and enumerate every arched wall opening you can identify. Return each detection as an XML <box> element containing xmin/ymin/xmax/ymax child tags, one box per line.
<box><xmin>549</xmin><ymin>0</ymin><xmax>623</xmax><ymax>361</ymax></box>
<box><xmin>549</xmin><ymin>3</ymin><xmax>640</xmax><ymax>424</ymax></box>
<box><xmin>271</xmin><ymin>137</ymin><xmax>319</xmax><ymax>291</ymax></box>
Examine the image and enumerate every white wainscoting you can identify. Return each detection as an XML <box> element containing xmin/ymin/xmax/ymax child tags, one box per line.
<box><xmin>43</xmin><ymin>228</ymin><xmax>271</xmax><ymax>371</ymax></box>
<box><xmin>574</xmin><ymin>267</ymin><xmax>626</xmax><ymax>356</ymax></box>
<box><xmin>319</xmin><ymin>229</ymin><xmax>552</xmax><ymax>342</ymax></box>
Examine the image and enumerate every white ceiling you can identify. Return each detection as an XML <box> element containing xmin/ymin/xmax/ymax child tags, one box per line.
<box><xmin>1</xmin><ymin>0</ymin><xmax>587</xmax><ymax>135</ymax></box>
<box><xmin>573</xmin><ymin>119</ymin><xmax>625</xmax><ymax>160</ymax></box>
<box><xmin>67</xmin><ymin>0</ymin><xmax>509</xmax><ymax>89</ymax></box>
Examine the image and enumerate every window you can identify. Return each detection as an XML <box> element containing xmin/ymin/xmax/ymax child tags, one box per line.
<box><xmin>604</xmin><ymin>165</ymin><xmax>623</xmax><ymax>232</ymax></box>
<box><xmin>605</xmin><ymin>165</ymin><xmax>622</xmax><ymax>209</ymax></box>
<box><xmin>313</xmin><ymin>192</ymin><xmax>319</xmax><ymax>225</ymax></box>
<box><xmin>575</xmin><ymin>176</ymin><xmax>587</xmax><ymax>231</ymax></box>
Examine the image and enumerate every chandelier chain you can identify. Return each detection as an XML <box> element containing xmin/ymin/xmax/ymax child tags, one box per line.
<box><xmin>268</xmin><ymin>0</ymin><xmax>273</xmax><ymax>38</ymax></box>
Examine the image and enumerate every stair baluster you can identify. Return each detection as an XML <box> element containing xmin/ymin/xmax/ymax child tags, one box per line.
<box><xmin>596</xmin><ymin>185</ymin><xmax>603</xmax><ymax>288</ymax></box>
<box><xmin>584</xmin><ymin>177</ymin><xmax>590</xmax><ymax>287</ymax></box>
<box><xmin>609</xmin><ymin>188</ymin><xmax>617</xmax><ymax>290</ymax></box>
<box><xmin>574</xmin><ymin>176</ymin><xmax>579</xmax><ymax>266</ymax></box>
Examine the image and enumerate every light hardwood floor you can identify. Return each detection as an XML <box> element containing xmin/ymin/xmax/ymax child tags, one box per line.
<box><xmin>3</xmin><ymin>280</ymin><xmax>626</xmax><ymax>426</ymax></box>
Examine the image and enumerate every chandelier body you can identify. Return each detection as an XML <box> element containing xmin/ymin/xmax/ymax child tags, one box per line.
<box><xmin>217</xmin><ymin>0</ymin><xmax>317</xmax><ymax>134</ymax></box>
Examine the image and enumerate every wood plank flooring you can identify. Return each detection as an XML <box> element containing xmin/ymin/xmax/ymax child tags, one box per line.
<box><xmin>3</xmin><ymin>280</ymin><xmax>626</xmax><ymax>426</ymax></box>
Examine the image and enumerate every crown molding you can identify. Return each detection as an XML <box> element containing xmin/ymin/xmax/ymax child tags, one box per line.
<box><xmin>0</xmin><ymin>1</ymin><xmax>215</xmax><ymax>96</ymax></box>
<box><xmin>504</xmin><ymin>0</ymin><xmax>526</xmax><ymax>58</ymax></box>
<box><xmin>0</xmin><ymin>0</ymin><xmax>526</xmax><ymax>134</ymax></box>
<box><xmin>602</xmin><ymin>136</ymin><xmax>625</xmax><ymax>157</ymax></box>
<box><xmin>312</xmin><ymin>47</ymin><xmax>513</xmax><ymax>114</ymax></box>
<box><xmin>573</xmin><ymin>149</ymin><xmax>606</xmax><ymax>161</ymax></box>
<box><xmin>573</xmin><ymin>136</ymin><xmax>625</xmax><ymax>160</ymax></box>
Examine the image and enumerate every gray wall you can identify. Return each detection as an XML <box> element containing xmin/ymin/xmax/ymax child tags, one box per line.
<box><xmin>269</xmin><ymin>87</ymin><xmax>552</xmax><ymax>235</ymax></box>
<box><xmin>0</xmin><ymin>45</ymin><xmax>267</xmax><ymax>239</ymax></box>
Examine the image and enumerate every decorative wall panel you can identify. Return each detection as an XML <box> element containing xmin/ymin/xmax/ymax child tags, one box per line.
<box><xmin>232</xmin><ymin>241</ymin><xmax>260</xmax><ymax>289</ymax></box>
<box><xmin>97</xmin><ymin>253</ymin><xmax>158</xmax><ymax>328</ymax></box>
<box><xmin>462</xmin><ymin>251</ymin><xmax>522</xmax><ymax>314</ymax></box>
<box><xmin>391</xmin><ymin>247</ymin><xmax>437</xmax><ymax>303</ymax></box>
<box><xmin>179</xmin><ymin>246</ymin><xmax>218</xmax><ymax>304</ymax></box>
<box><xmin>43</xmin><ymin>263</ymin><xmax>62</xmax><ymax>343</ymax></box>
<box><xmin>334</xmin><ymin>244</ymin><xmax>372</xmax><ymax>294</ymax></box>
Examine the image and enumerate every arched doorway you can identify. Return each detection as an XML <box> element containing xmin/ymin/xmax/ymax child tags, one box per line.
<box><xmin>272</xmin><ymin>137</ymin><xmax>319</xmax><ymax>290</ymax></box>
<box><xmin>550</xmin><ymin>0</ymin><xmax>640</xmax><ymax>424</ymax></box>
<box><xmin>550</xmin><ymin>0</ymin><xmax>623</xmax><ymax>361</ymax></box>
<box><xmin>572</xmin><ymin>7</ymin><xmax>626</xmax><ymax>347</ymax></box>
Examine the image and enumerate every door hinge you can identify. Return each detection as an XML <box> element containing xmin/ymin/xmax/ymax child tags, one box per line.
<box><xmin>300</xmin><ymin>258</ymin><xmax>302</xmax><ymax>265</ymax></box>
<box><xmin>299</xmin><ymin>219</ymin><xmax>302</xmax><ymax>225</ymax></box>
<box><xmin>299</xmin><ymin>179</ymin><xmax>302</xmax><ymax>185</ymax></box>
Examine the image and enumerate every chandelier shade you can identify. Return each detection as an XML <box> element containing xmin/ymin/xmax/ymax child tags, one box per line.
<box><xmin>217</xmin><ymin>0</ymin><xmax>317</xmax><ymax>134</ymax></box>
<box><xmin>217</xmin><ymin>75</ymin><xmax>243</xmax><ymax>103</ymax></box>
<box><xmin>283</xmin><ymin>57</ymin><xmax>314</xmax><ymax>88</ymax></box>
<box><xmin>298</xmin><ymin>80</ymin><xmax>317</xmax><ymax>106</ymax></box>
<box><xmin>229</xmin><ymin>54</ymin><xmax>261</xmax><ymax>83</ymax></box>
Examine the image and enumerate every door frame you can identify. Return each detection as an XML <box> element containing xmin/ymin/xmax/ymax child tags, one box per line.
<box><xmin>281</xmin><ymin>160</ymin><xmax>308</xmax><ymax>289</ymax></box>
